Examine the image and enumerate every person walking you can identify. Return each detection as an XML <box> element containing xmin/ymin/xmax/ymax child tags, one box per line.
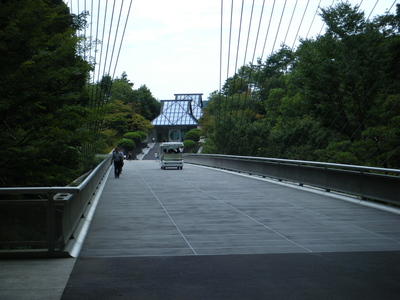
<box><xmin>112</xmin><ymin>147</ymin><xmax>124</xmax><ymax>178</ymax></box>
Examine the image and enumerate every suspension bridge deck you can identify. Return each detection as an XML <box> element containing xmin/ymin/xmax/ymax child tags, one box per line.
<box><xmin>63</xmin><ymin>160</ymin><xmax>400</xmax><ymax>299</ymax></box>
<box><xmin>2</xmin><ymin>160</ymin><xmax>400</xmax><ymax>299</ymax></box>
<box><xmin>82</xmin><ymin>160</ymin><xmax>400</xmax><ymax>257</ymax></box>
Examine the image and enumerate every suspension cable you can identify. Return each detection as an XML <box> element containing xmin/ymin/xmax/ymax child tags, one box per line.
<box><xmin>292</xmin><ymin>0</ymin><xmax>311</xmax><ymax>50</ymax></box>
<box><xmin>283</xmin><ymin>0</ymin><xmax>299</xmax><ymax>46</ymax></box>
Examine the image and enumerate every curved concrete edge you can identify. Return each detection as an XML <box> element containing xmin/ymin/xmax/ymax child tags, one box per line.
<box><xmin>63</xmin><ymin>166</ymin><xmax>112</xmax><ymax>258</ymax></box>
<box><xmin>188</xmin><ymin>163</ymin><xmax>400</xmax><ymax>216</ymax></box>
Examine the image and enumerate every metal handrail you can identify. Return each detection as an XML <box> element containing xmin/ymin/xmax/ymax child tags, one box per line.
<box><xmin>185</xmin><ymin>154</ymin><xmax>400</xmax><ymax>174</ymax></box>
<box><xmin>0</xmin><ymin>155</ymin><xmax>112</xmax><ymax>258</ymax></box>
<box><xmin>184</xmin><ymin>154</ymin><xmax>400</xmax><ymax>205</ymax></box>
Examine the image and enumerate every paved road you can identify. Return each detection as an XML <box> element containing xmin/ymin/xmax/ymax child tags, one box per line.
<box><xmin>60</xmin><ymin>160</ymin><xmax>400</xmax><ymax>299</ymax></box>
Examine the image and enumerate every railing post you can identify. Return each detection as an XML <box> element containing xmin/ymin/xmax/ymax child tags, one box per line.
<box><xmin>323</xmin><ymin>166</ymin><xmax>330</xmax><ymax>192</ymax></box>
<box><xmin>360</xmin><ymin>170</ymin><xmax>366</xmax><ymax>200</ymax></box>
<box><xmin>47</xmin><ymin>192</ymin><xmax>55</xmax><ymax>257</ymax></box>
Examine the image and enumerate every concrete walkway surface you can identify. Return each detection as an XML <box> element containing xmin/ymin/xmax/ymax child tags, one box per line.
<box><xmin>0</xmin><ymin>258</ymin><xmax>76</xmax><ymax>300</ymax></box>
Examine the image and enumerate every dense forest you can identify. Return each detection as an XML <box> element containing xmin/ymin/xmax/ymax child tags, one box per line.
<box><xmin>0</xmin><ymin>0</ymin><xmax>159</xmax><ymax>187</ymax></box>
<box><xmin>200</xmin><ymin>3</ymin><xmax>400</xmax><ymax>169</ymax></box>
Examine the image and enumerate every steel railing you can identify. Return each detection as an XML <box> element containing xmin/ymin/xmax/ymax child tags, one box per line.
<box><xmin>184</xmin><ymin>154</ymin><xmax>400</xmax><ymax>206</ymax></box>
<box><xmin>0</xmin><ymin>155</ymin><xmax>112</xmax><ymax>258</ymax></box>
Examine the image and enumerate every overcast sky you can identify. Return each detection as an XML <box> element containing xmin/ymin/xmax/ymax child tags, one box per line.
<box><xmin>67</xmin><ymin>0</ymin><xmax>397</xmax><ymax>100</ymax></box>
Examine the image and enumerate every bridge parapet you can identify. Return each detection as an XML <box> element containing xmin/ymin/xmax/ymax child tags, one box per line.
<box><xmin>0</xmin><ymin>155</ymin><xmax>112</xmax><ymax>258</ymax></box>
<box><xmin>184</xmin><ymin>154</ymin><xmax>400</xmax><ymax>206</ymax></box>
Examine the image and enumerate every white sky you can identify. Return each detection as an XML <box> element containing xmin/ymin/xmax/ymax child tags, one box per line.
<box><xmin>67</xmin><ymin>0</ymin><xmax>398</xmax><ymax>100</ymax></box>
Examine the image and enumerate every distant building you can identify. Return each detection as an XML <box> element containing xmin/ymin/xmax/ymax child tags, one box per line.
<box><xmin>150</xmin><ymin>93</ymin><xmax>203</xmax><ymax>142</ymax></box>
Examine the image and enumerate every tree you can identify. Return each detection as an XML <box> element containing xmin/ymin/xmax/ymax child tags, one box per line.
<box><xmin>184</xmin><ymin>129</ymin><xmax>202</xmax><ymax>143</ymax></box>
<box><xmin>264</xmin><ymin>88</ymin><xmax>285</xmax><ymax>125</ymax></box>
<box><xmin>200</xmin><ymin>3</ymin><xmax>400</xmax><ymax>168</ymax></box>
<box><xmin>117</xmin><ymin>139</ymin><xmax>135</xmax><ymax>152</ymax></box>
<box><xmin>123</xmin><ymin>132</ymin><xmax>143</xmax><ymax>145</ymax></box>
<box><xmin>109</xmin><ymin>73</ymin><xmax>138</xmax><ymax>109</ymax></box>
<box><xmin>183</xmin><ymin>139</ymin><xmax>197</xmax><ymax>150</ymax></box>
<box><xmin>109</xmin><ymin>75</ymin><xmax>160</xmax><ymax>121</ymax></box>
<box><xmin>0</xmin><ymin>0</ymin><xmax>92</xmax><ymax>186</ymax></box>
<box><xmin>135</xmin><ymin>85</ymin><xmax>161</xmax><ymax>120</ymax></box>
<box><xmin>102</xmin><ymin>100</ymin><xmax>153</xmax><ymax>136</ymax></box>
<box><xmin>293</xmin><ymin>2</ymin><xmax>400</xmax><ymax>165</ymax></box>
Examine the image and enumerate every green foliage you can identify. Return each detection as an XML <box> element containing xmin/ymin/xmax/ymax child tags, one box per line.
<box><xmin>116</xmin><ymin>139</ymin><xmax>136</xmax><ymax>152</ymax></box>
<box><xmin>183</xmin><ymin>140</ymin><xmax>197</xmax><ymax>149</ymax></box>
<box><xmin>0</xmin><ymin>2</ymin><xmax>158</xmax><ymax>187</ymax></box>
<box><xmin>264</xmin><ymin>88</ymin><xmax>285</xmax><ymax>124</ymax></box>
<box><xmin>110</xmin><ymin>75</ymin><xmax>160</xmax><ymax>120</ymax></box>
<box><xmin>99</xmin><ymin>73</ymin><xmax>157</xmax><ymax>150</ymax></box>
<box><xmin>102</xmin><ymin>100</ymin><xmax>153</xmax><ymax>137</ymax></box>
<box><xmin>136</xmin><ymin>85</ymin><xmax>161</xmax><ymax>120</ymax></box>
<box><xmin>0</xmin><ymin>204</ymin><xmax>47</xmax><ymax>248</ymax></box>
<box><xmin>0</xmin><ymin>0</ymin><xmax>93</xmax><ymax>186</ymax></box>
<box><xmin>320</xmin><ymin>2</ymin><xmax>365</xmax><ymax>38</ymax></box>
<box><xmin>200</xmin><ymin>3</ymin><xmax>400</xmax><ymax>168</ymax></box>
<box><xmin>184</xmin><ymin>129</ymin><xmax>202</xmax><ymax>142</ymax></box>
<box><xmin>123</xmin><ymin>132</ymin><xmax>143</xmax><ymax>145</ymax></box>
<box><xmin>136</xmin><ymin>131</ymin><xmax>148</xmax><ymax>140</ymax></box>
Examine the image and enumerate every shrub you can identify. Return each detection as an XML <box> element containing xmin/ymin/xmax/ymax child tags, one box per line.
<box><xmin>183</xmin><ymin>139</ymin><xmax>197</xmax><ymax>149</ymax></box>
<box><xmin>136</xmin><ymin>131</ymin><xmax>147</xmax><ymax>141</ymax></box>
<box><xmin>117</xmin><ymin>139</ymin><xmax>136</xmax><ymax>152</ymax></box>
<box><xmin>184</xmin><ymin>128</ymin><xmax>202</xmax><ymax>142</ymax></box>
<box><xmin>123</xmin><ymin>132</ymin><xmax>142</xmax><ymax>145</ymax></box>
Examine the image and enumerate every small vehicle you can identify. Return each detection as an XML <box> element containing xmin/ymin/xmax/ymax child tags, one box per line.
<box><xmin>159</xmin><ymin>142</ymin><xmax>184</xmax><ymax>169</ymax></box>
